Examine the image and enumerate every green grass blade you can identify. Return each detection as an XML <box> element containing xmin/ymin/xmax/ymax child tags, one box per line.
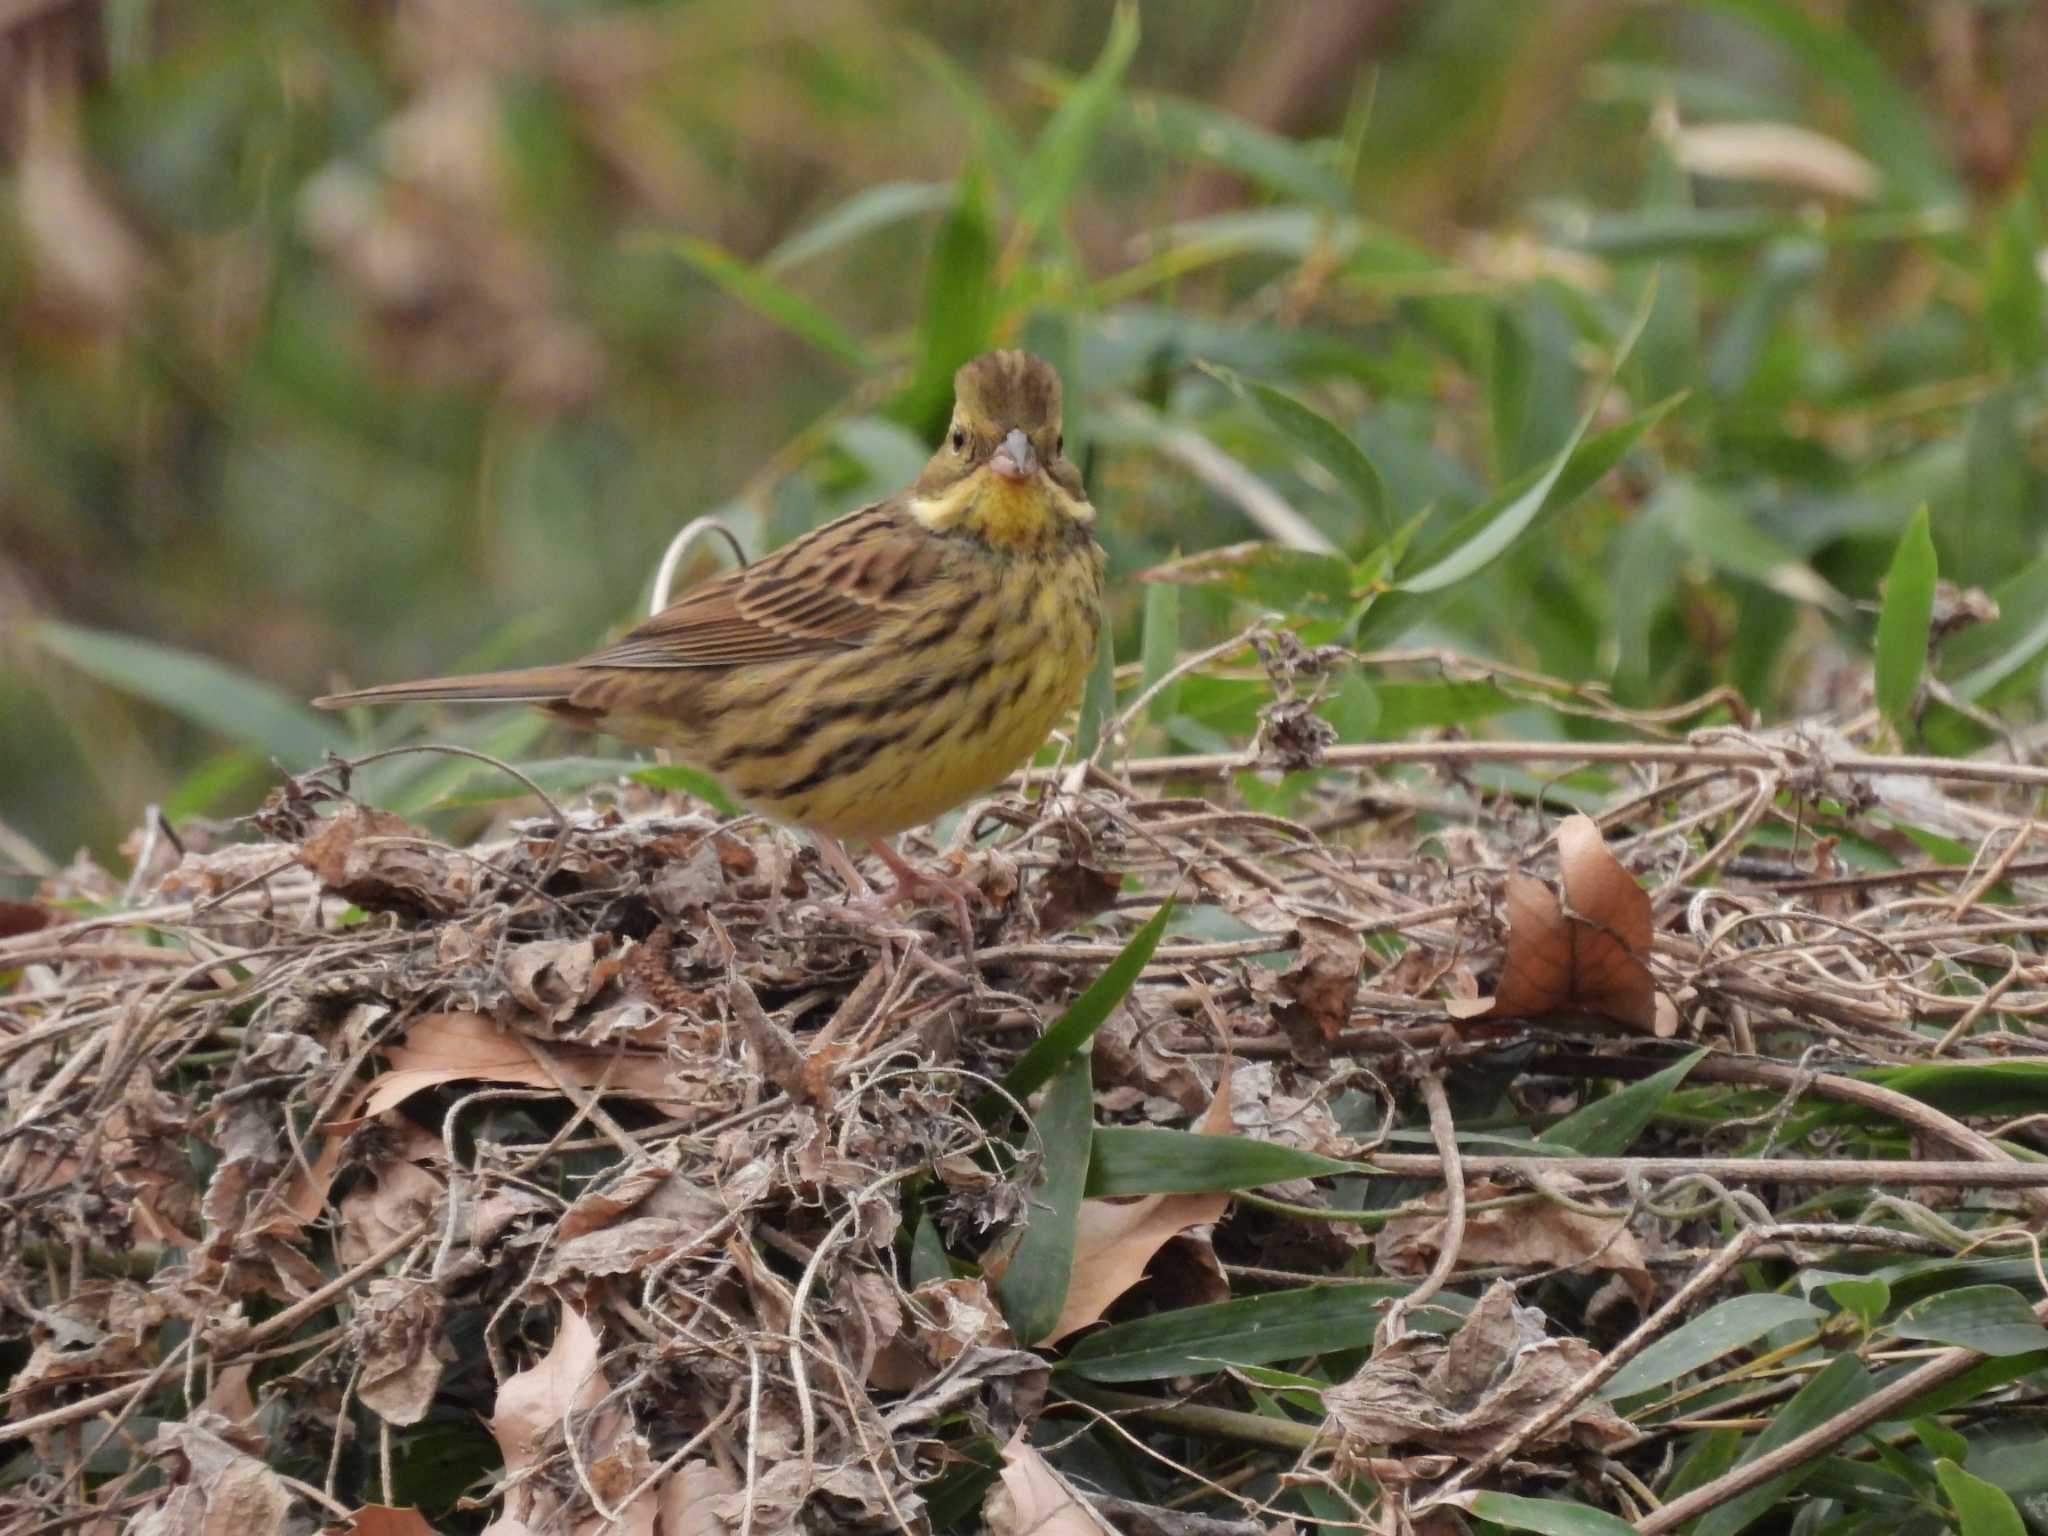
<box><xmin>659</xmin><ymin>235</ymin><xmax>873</xmax><ymax>371</ymax></box>
<box><xmin>1397</xmin><ymin>282</ymin><xmax>1664</xmax><ymax>595</ymax></box>
<box><xmin>1075</xmin><ymin>602</ymin><xmax>1118</xmax><ymax>760</ymax></box>
<box><xmin>1138</xmin><ymin>578</ymin><xmax>1182</xmax><ymax>727</ymax></box>
<box><xmin>1085</xmin><ymin>1127</ymin><xmax>1355</xmax><ymax>1197</ymax></box>
<box><xmin>1539</xmin><ymin>1049</ymin><xmax>1706</xmax><ymax>1156</ymax></box>
<box><xmin>1936</xmin><ymin>1460</ymin><xmax>2028</xmax><ymax>1536</ymax></box>
<box><xmin>1202</xmin><ymin>362</ymin><xmax>1391</xmax><ymax>543</ymax></box>
<box><xmin>1464</xmin><ymin>1493</ymin><xmax>1641</xmax><ymax>1536</ymax></box>
<box><xmin>34</xmin><ymin>621</ymin><xmax>342</xmax><ymax>767</ymax></box>
<box><xmin>1875</xmin><ymin>505</ymin><xmax>1937</xmax><ymax>735</ymax></box>
<box><xmin>1017</xmin><ymin>3</ymin><xmax>1139</xmax><ymax>242</ymax></box>
<box><xmin>996</xmin><ymin>1052</ymin><xmax>1093</xmax><ymax>1345</ymax></box>
<box><xmin>985</xmin><ymin>899</ymin><xmax>1174</xmax><ymax>1115</ymax></box>
<box><xmin>761</xmin><ymin>180</ymin><xmax>955</xmax><ymax>273</ymax></box>
<box><xmin>1694</xmin><ymin>1354</ymin><xmax>1874</xmax><ymax>1536</ymax></box>
<box><xmin>1064</xmin><ymin>1281</ymin><xmax>1455</xmax><ymax>1382</ymax></box>
<box><xmin>1891</xmin><ymin>1286</ymin><xmax>2048</xmax><ymax>1356</ymax></box>
<box><xmin>1601</xmin><ymin>1295</ymin><xmax>1822</xmax><ymax>1398</ymax></box>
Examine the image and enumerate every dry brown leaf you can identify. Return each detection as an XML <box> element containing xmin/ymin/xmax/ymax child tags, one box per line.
<box><xmin>488</xmin><ymin>1302</ymin><xmax>605</xmax><ymax>1480</ymax></box>
<box><xmin>1034</xmin><ymin>856</ymin><xmax>1123</xmax><ymax>933</ymax></box>
<box><xmin>501</xmin><ymin>936</ymin><xmax>627</xmax><ymax>1030</ymax></box>
<box><xmin>1671</xmin><ymin>120</ymin><xmax>1880</xmax><ymax>200</ymax></box>
<box><xmin>983</xmin><ymin>1432</ymin><xmax>1118</xmax><ymax>1536</ymax></box>
<box><xmin>0</xmin><ymin>898</ymin><xmax>52</xmax><ymax>939</ymax></box>
<box><xmin>1044</xmin><ymin>1075</ymin><xmax>1235</xmax><ymax>1344</ymax></box>
<box><xmin>869</xmin><ymin>1275</ymin><xmax>1017</xmax><ymax>1390</ymax></box>
<box><xmin>653</xmin><ymin>1463</ymin><xmax>737</xmax><ymax>1536</ymax></box>
<box><xmin>336</xmin><ymin>1505</ymin><xmax>444</xmax><ymax>1536</ymax></box>
<box><xmin>338</xmin><ymin>1121</ymin><xmax>446</xmax><ymax>1269</ymax></box>
<box><xmin>354</xmin><ymin>1276</ymin><xmax>450</xmax><ymax>1427</ymax></box>
<box><xmin>354</xmin><ymin>1011</ymin><xmax>690</xmax><ymax>1120</ymax></box>
<box><xmin>1279</xmin><ymin>915</ymin><xmax>1363</xmax><ymax>1044</ymax></box>
<box><xmin>1318</xmin><ymin>1281</ymin><xmax>1629</xmax><ymax>1461</ymax></box>
<box><xmin>1465</xmin><ymin>813</ymin><xmax>1673</xmax><ymax>1035</ymax></box>
<box><xmin>298</xmin><ymin>805</ymin><xmax>474</xmax><ymax>915</ymax></box>
<box><xmin>134</xmin><ymin>1418</ymin><xmax>295</xmax><ymax>1536</ymax></box>
<box><xmin>1376</xmin><ymin>1175</ymin><xmax>1654</xmax><ymax>1307</ymax></box>
<box><xmin>332</xmin><ymin>1510</ymin><xmax>440</xmax><ymax>1536</ymax></box>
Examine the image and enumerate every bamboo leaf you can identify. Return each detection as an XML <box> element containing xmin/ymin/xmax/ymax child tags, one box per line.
<box><xmin>1875</xmin><ymin>505</ymin><xmax>1937</xmax><ymax>734</ymax></box>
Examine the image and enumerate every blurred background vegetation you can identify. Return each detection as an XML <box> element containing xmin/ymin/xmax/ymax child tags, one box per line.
<box><xmin>6</xmin><ymin>0</ymin><xmax>2048</xmax><ymax>876</ymax></box>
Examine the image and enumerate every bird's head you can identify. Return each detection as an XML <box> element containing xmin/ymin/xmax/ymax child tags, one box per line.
<box><xmin>912</xmin><ymin>350</ymin><xmax>1092</xmax><ymax>546</ymax></box>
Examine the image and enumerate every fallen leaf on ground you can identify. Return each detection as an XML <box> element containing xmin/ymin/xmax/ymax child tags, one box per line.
<box><xmin>1456</xmin><ymin>813</ymin><xmax>1675</xmax><ymax>1035</ymax></box>
<box><xmin>353</xmin><ymin>1276</ymin><xmax>450</xmax><ymax>1426</ymax></box>
<box><xmin>135</xmin><ymin>1417</ymin><xmax>296</xmax><ymax>1536</ymax></box>
<box><xmin>983</xmin><ymin>1431</ymin><xmax>1117</xmax><ymax>1536</ymax></box>
<box><xmin>298</xmin><ymin>806</ymin><xmax>473</xmax><ymax>916</ymax></box>
<box><xmin>488</xmin><ymin>1302</ymin><xmax>605</xmax><ymax>1480</ymax></box>
<box><xmin>1376</xmin><ymin>1175</ymin><xmax>1654</xmax><ymax>1307</ymax></box>
<box><xmin>1044</xmin><ymin>1073</ymin><xmax>1235</xmax><ymax>1344</ymax></box>
<box><xmin>335</xmin><ymin>1505</ymin><xmax>443</xmax><ymax>1536</ymax></box>
<box><xmin>654</xmin><ymin>1463</ymin><xmax>737</xmax><ymax>1536</ymax></box>
<box><xmin>1318</xmin><ymin>1281</ymin><xmax>1629</xmax><ymax>1462</ymax></box>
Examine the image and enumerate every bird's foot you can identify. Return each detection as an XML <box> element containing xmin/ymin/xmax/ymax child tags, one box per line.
<box><xmin>812</xmin><ymin>835</ymin><xmax>981</xmax><ymax>943</ymax></box>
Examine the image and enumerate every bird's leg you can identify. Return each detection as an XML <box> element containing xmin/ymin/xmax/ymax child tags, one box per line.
<box><xmin>812</xmin><ymin>834</ymin><xmax>877</xmax><ymax>901</ymax></box>
<box><xmin>810</xmin><ymin>833</ymin><xmax>980</xmax><ymax>942</ymax></box>
<box><xmin>867</xmin><ymin>837</ymin><xmax>981</xmax><ymax>943</ymax></box>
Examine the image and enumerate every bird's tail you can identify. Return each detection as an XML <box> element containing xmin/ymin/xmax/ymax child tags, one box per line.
<box><xmin>313</xmin><ymin>666</ymin><xmax>585</xmax><ymax>709</ymax></box>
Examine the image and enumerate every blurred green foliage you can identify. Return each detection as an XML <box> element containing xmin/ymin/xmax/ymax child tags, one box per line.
<box><xmin>6</xmin><ymin>0</ymin><xmax>2048</xmax><ymax>870</ymax></box>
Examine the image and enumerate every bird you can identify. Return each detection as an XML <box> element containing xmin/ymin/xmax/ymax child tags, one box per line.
<box><xmin>315</xmin><ymin>349</ymin><xmax>1107</xmax><ymax>933</ymax></box>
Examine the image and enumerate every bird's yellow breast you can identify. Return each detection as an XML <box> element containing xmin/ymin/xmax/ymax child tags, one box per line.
<box><xmin>618</xmin><ymin>533</ymin><xmax>1104</xmax><ymax>840</ymax></box>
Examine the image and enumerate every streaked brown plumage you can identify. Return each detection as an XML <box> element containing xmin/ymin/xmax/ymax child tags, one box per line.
<box><xmin>316</xmin><ymin>349</ymin><xmax>1106</xmax><ymax>923</ymax></box>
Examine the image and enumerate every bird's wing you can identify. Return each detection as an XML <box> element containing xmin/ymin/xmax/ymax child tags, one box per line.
<box><xmin>579</xmin><ymin>500</ymin><xmax>945</xmax><ymax>669</ymax></box>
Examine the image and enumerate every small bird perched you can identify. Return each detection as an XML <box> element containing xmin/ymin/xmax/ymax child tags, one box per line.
<box><xmin>316</xmin><ymin>350</ymin><xmax>1106</xmax><ymax>931</ymax></box>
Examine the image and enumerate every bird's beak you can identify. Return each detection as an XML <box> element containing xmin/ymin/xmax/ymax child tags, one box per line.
<box><xmin>989</xmin><ymin>427</ymin><xmax>1038</xmax><ymax>483</ymax></box>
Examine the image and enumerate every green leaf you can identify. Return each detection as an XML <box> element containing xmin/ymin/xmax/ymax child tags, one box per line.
<box><xmin>902</xmin><ymin>35</ymin><xmax>1027</xmax><ymax>193</ymax></box>
<box><xmin>1463</xmin><ymin>1492</ymin><xmax>1641</xmax><ymax>1536</ymax></box>
<box><xmin>1201</xmin><ymin>362</ymin><xmax>1391</xmax><ymax>543</ymax></box>
<box><xmin>1694</xmin><ymin>1354</ymin><xmax>1874</xmax><ymax>1536</ymax></box>
<box><xmin>985</xmin><ymin>900</ymin><xmax>1175</xmax><ymax>1114</ymax></box>
<box><xmin>1986</xmin><ymin>192</ymin><xmax>2045</xmax><ymax>373</ymax></box>
<box><xmin>762</xmin><ymin>180</ymin><xmax>955</xmax><ymax>273</ymax></box>
<box><xmin>1821</xmin><ymin>1273</ymin><xmax>1891</xmax><ymax>1327</ymax></box>
<box><xmin>897</xmin><ymin>166</ymin><xmax>997</xmax><ymax>438</ymax></box>
<box><xmin>1912</xmin><ymin>1418</ymin><xmax>1969</xmax><ymax>1464</ymax></box>
<box><xmin>1602</xmin><ymin>1294</ymin><xmax>1823</xmax><ymax>1398</ymax></box>
<box><xmin>659</xmin><ymin>235</ymin><xmax>872</xmax><ymax>371</ymax></box>
<box><xmin>1892</xmin><ymin>1286</ymin><xmax>2048</xmax><ymax>1357</ymax></box>
<box><xmin>35</xmin><ymin>621</ymin><xmax>342</xmax><ymax>766</ymax></box>
<box><xmin>630</xmin><ymin>763</ymin><xmax>741</xmax><ymax>816</ymax></box>
<box><xmin>1064</xmin><ymin>1281</ymin><xmax>1461</xmax><ymax>1382</ymax></box>
<box><xmin>1875</xmin><ymin>505</ymin><xmax>1937</xmax><ymax>734</ymax></box>
<box><xmin>1702</xmin><ymin>0</ymin><xmax>1958</xmax><ymax>211</ymax></box>
<box><xmin>1017</xmin><ymin>4</ymin><xmax>1140</xmax><ymax>241</ymax></box>
<box><xmin>1144</xmin><ymin>544</ymin><xmax>1358</xmax><ymax>619</ymax></box>
<box><xmin>1075</xmin><ymin>602</ymin><xmax>1118</xmax><ymax>760</ymax></box>
<box><xmin>1655</xmin><ymin>478</ymin><xmax>1844</xmax><ymax>610</ymax></box>
<box><xmin>1936</xmin><ymin>1460</ymin><xmax>2028</xmax><ymax>1536</ymax></box>
<box><xmin>1942</xmin><ymin>556</ymin><xmax>2048</xmax><ymax>702</ymax></box>
<box><xmin>1139</xmin><ymin>578</ymin><xmax>1183</xmax><ymax>726</ymax></box>
<box><xmin>1086</xmin><ymin>1128</ymin><xmax>1356</xmax><ymax>1197</ymax></box>
<box><xmin>1123</xmin><ymin>90</ymin><xmax>1351</xmax><ymax>207</ymax></box>
<box><xmin>1376</xmin><ymin>392</ymin><xmax>1681</xmax><ymax>624</ymax></box>
<box><xmin>996</xmin><ymin>1053</ymin><xmax>1094</xmax><ymax>1346</ymax></box>
<box><xmin>1396</xmin><ymin>284</ymin><xmax>1664</xmax><ymax>595</ymax></box>
<box><xmin>1539</xmin><ymin>1049</ymin><xmax>1705</xmax><ymax>1156</ymax></box>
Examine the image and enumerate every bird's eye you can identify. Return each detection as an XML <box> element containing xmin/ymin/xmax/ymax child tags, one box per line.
<box><xmin>951</xmin><ymin>427</ymin><xmax>966</xmax><ymax>452</ymax></box>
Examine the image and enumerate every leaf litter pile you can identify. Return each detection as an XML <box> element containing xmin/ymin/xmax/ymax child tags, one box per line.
<box><xmin>7</xmin><ymin>682</ymin><xmax>2048</xmax><ymax>1535</ymax></box>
